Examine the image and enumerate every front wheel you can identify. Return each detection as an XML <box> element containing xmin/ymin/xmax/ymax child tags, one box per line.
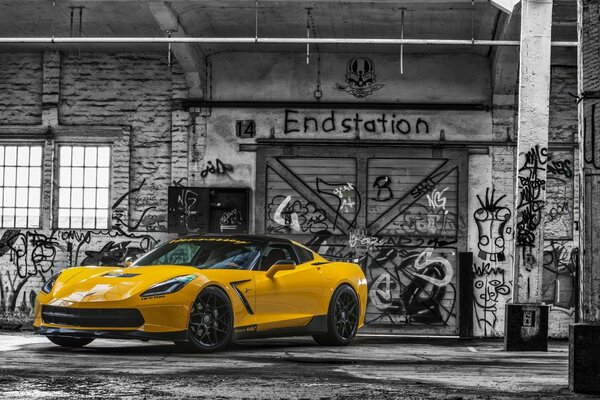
<box><xmin>313</xmin><ymin>284</ymin><xmax>359</xmax><ymax>346</ymax></box>
<box><xmin>180</xmin><ymin>286</ymin><xmax>233</xmax><ymax>353</ymax></box>
<box><xmin>47</xmin><ymin>336</ymin><xmax>94</xmax><ymax>348</ymax></box>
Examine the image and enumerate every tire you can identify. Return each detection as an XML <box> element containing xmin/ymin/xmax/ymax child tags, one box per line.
<box><xmin>46</xmin><ymin>336</ymin><xmax>94</xmax><ymax>348</ymax></box>
<box><xmin>182</xmin><ymin>286</ymin><xmax>234</xmax><ymax>353</ymax></box>
<box><xmin>313</xmin><ymin>284</ymin><xmax>359</xmax><ymax>346</ymax></box>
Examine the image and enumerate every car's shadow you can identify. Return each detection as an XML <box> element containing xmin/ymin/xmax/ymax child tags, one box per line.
<box><xmin>34</xmin><ymin>335</ymin><xmax>480</xmax><ymax>356</ymax></box>
<box><xmin>36</xmin><ymin>337</ymin><xmax>321</xmax><ymax>356</ymax></box>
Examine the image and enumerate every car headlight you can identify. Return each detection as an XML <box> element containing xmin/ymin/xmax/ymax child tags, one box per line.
<box><xmin>140</xmin><ymin>275</ymin><xmax>196</xmax><ymax>297</ymax></box>
<box><xmin>41</xmin><ymin>272</ymin><xmax>61</xmax><ymax>294</ymax></box>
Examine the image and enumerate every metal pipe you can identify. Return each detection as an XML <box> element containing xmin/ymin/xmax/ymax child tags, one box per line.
<box><xmin>0</xmin><ymin>36</ymin><xmax>578</xmax><ymax>47</ymax></box>
<box><xmin>183</xmin><ymin>100</ymin><xmax>489</xmax><ymax>111</ymax></box>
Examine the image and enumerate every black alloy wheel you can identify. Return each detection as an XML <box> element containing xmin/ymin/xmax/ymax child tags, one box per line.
<box><xmin>182</xmin><ymin>286</ymin><xmax>233</xmax><ymax>352</ymax></box>
<box><xmin>313</xmin><ymin>285</ymin><xmax>359</xmax><ymax>346</ymax></box>
<box><xmin>334</xmin><ymin>289</ymin><xmax>359</xmax><ymax>340</ymax></box>
<box><xmin>47</xmin><ymin>336</ymin><xmax>95</xmax><ymax>348</ymax></box>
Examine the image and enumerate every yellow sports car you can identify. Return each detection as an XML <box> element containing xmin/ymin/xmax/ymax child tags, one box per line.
<box><xmin>34</xmin><ymin>235</ymin><xmax>367</xmax><ymax>352</ymax></box>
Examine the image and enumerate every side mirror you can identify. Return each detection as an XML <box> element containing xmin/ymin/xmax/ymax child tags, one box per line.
<box><xmin>265</xmin><ymin>259</ymin><xmax>296</xmax><ymax>279</ymax></box>
<box><xmin>123</xmin><ymin>257</ymin><xmax>134</xmax><ymax>268</ymax></box>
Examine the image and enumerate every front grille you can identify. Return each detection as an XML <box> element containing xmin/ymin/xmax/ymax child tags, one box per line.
<box><xmin>42</xmin><ymin>306</ymin><xmax>144</xmax><ymax>328</ymax></box>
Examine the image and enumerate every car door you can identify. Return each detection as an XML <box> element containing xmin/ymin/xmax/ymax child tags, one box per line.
<box><xmin>253</xmin><ymin>242</ymin><xmax>324</xmax><ymax>331</ymax></box>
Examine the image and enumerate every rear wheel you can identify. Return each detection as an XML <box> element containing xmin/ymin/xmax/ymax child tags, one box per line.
<box><xmin>180</xmin><ymin>286</ymin><xmax>233</xmax><ymax>353</ymax></box>
<box><xmin>313</xmin><ymin>285</ymin><xmax>359</xmax><ymax>346</ymax></box>
<box><xmin>46</xmin><ymin>336</ymin><xmax>94</xmax><ymax>348</ymax></box>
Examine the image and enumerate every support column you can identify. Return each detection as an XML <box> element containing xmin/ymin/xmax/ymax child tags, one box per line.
<box><xmin>170</xmin><ymin>65</ymin><xmax>191</xmax><ymax>187</ymax></box>
<box><xmin>41</xmin><ymin>51</ymin><xmax>60</xmax><ymax>231</ymax></box>
<box><xmin>570</xmin><ymin>0</ymin><xmax>600</xmax><ymax>393</ymax></box>
<box><xmin>42</xmin><ymin>51</ymin><xmax>60</xmax><ymax>127</ymax></box>
<box><xmin>504</xmin><ymin>0</ymin><xmax>553</xmax><ymax>351</ymax></box>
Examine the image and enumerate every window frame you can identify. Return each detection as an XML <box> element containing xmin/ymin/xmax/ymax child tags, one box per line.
<box><xmin>257</xmin><ymin>242</ymin><xmax>299</xmax><ymax>271</ymax></box>
<box><xmin>293</xmin><ymin>244</ymin><xmax>315</xmax><ymax>264</ymax></box>
<box><xmin>53</xmin><ymin>142</ymin><xmax>113</xmax><ymax>230</ymax></box>
<box><xmin>0</xmin><ymin>142</ymin><xmax>45</xmax><ymax>229</ymax></box>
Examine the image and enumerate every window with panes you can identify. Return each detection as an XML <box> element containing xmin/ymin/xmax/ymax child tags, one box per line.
<box><xmin>0</xmin><ymin>145</ymin><xmax>43</xmax><ymax>228</ymax></box>
<box><xmin>58</xmin><ymin>146</ymin><xmax>110</xmax><ymax>229</ymax></box>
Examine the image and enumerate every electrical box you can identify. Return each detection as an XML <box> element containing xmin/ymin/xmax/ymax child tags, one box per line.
<box><xmin>168</xmin><ymin>186</ymin><xmax>250</xmax><ymax>234</ymax></box>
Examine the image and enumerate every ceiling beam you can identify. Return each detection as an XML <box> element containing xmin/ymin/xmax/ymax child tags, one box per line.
<box><xmin>490</xmin><ymin>0</ymin><xmax>520</xmax><ymax>14</ymax></box>
<box><xmin>491</xmin><ymin>6</ymin><xmax>521</xmax><ymax>97</ymax></box>
<box><xmin>48</xmin><ymin>0</ymin><xmax>495</xmax><ymax>3</ymax></box>
<box><xmin>148</xmin><ymin>1</ymin><xmax>206</xmax><ymax>99</ymax></box>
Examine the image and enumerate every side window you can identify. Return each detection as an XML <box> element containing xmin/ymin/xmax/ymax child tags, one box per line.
<box><xmin>259</xmin><ymin>244</ymin><xmax>298</xmax><ymax>271</ymax></box>
<box><xmin>294</xmin><ymin>245</ymin><xmax>314</xmax><ymax>264</ymax></box>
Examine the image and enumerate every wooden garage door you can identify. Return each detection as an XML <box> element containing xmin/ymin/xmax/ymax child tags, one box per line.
<box><xmin>256</xmin><ymin>146</ymin><xmax>468</xmax><ymax>335</ymax></box>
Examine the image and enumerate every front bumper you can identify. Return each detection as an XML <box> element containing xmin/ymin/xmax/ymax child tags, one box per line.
<box><xmin>35</xmin><ymin>326</ymin><xmax>188</xmax><ymax>342</ymax></box>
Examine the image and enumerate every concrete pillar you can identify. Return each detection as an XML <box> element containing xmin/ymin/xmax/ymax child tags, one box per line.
<box><xmin>42</xmin><ymin>51</ymin><xmax>60</xmax><ymax>127</ymax></box>
<box><xmin>571</xmin><ymin>0</ymin><xmax>600</xmax><ymax>393</ymax></box>
<box><xmin>504</xmin><ymin>0</ymin><xmax>553</xmax><ymax>351</ymax></box>
<box><xmin>171</xmin><ymin>65</ymin><xmax>191</xmax><ymax>187</ymax></box>
<box><xmin>41</xmin><ymin>51</ymin><xmax>60</xmax><ymax>230</ymax></box>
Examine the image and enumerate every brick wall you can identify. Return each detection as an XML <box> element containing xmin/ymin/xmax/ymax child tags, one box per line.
<box><xmin>0</xmin><ymin>53</ymin><xmax>42</xmax><ymax>125</ymax></box>
<box><xmin>60</xmin><ymin>53</ymin><xmax>179</xmax><ymax>230</ymax></box>
<box><xmin>0</xmin><ymin>52</ymin><xmax>182</xmax><ymax>322</ymax></box>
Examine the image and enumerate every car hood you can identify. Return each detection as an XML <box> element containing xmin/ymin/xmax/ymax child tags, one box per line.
<box><xmin>49</xmin><ymin>265</ymin><xmax>204</xmax><ymax>304</ymax></box>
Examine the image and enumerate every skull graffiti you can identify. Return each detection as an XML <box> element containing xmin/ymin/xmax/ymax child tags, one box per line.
<box><xmin>347</xmin><ymin>58</ymin><xmax>375</xmax><ymax>88</ymax></box>
<box><xmin>336</xmin><ymin>57</ymin><xmax>385</xmax><ymax>98</ymax></box>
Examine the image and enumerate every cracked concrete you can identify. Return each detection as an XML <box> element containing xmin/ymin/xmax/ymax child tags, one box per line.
<box><xmin>0</xmin><ymin>332</ymin><xmax>593</xmax><ymax>399</ymax></box>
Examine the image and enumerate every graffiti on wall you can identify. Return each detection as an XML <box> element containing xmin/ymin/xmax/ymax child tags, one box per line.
<box><xmin>0</xmin><ymin>176</ymin><xmax>164</xmax><ymax>316</ymax></box>
<box><xmin>426</xmin><ymin>187</ymin><xmax>449</xmax><ymax>214</ymax></box>
<box><xmin>200</xmin><ymin>159</ymin><xmax>234</xmax><ymax>178</ymax></box>
<box><xmin>472</xmin><ymin>187</ymin><xmax>513</xmax><ymax>337</ymax></box>
<box><xmin>542</xmin><ymin>240</ymin><xmax>578</xmax><ymax>313</ymax></box>
<box><xmin>387</xmin><ymin>205</ymin><xmax>461</xmax><ymax>237</ymax></box>
<box><xmin>315</xmin><ymin>178</ymin><xmax>361</xmax><ymax>228</ymax></box>
<box><xmin>335</xmin><ymin>57</ymin><xmax>385</xmax><ymax>98</ymax></box>
<box><xmin>516</xmin><ymin>145</ymin><xmax>548</xmax><ymax>272</ymax></box>
<box><xmin>267</xmin><ymin>195</ymin><xmax>330</xmax><ymax>234</ymax></box>
<box><xmin>474</xmin><ymin>188</ymin><xmax>511</xmax><ymax>262</ymax></box>
<box><xmin>283</xmin><ymin>109</ymin><xmax>430</xmax><ymax>136</ymax></box>
<box><xmin>473</xmin><ymin>261</ymin><xmax>511</xmax><ymax>337</ymax></box>
<box><xmin>112</xmin><ymin>179</ymin><xmax>157</xmax><ymax>231</ymax></box>
<box><xmin>372</xmin><ymin>176</ymin><xmax>393</xmax><ymax>201</ymax></box>
<box><xmin>263</xmin><ymin>155</ymin><xmax>462</xmax><ymax>331</ymax></box>
<box><xmin>167</xmin><ymin>186</ymin><xmax>209</xmax><ymax>233</ymax></box>
<box><xmin>0</xmin><ymin>228</ymin><xmax>159</xmax><ymax>314</ymax></box>
<box><xmin>348</xmin><ymin>229</ymin><xmax>389</xmax><ymax>253</ymax></box>
<box><xmin>366</xmin><ymin>246</ymin><xmax>456</xmax><ymax>326</ymax></box>
<box><xmin>545</xmin><ymin>152</ymin><xmax>574</xmax><ymax>238</ymax></box>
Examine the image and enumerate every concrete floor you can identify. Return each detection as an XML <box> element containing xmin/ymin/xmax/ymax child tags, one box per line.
<box><xmin>0</xmin><ymin>331</ymin><xmax>596</xmax><ymax>399</ymax></box>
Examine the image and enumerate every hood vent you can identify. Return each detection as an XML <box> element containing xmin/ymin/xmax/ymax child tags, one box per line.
<box><xmin>102</xmin><ymin>272</ymin><xmax>141</xmax><ymax>278</ymax></box>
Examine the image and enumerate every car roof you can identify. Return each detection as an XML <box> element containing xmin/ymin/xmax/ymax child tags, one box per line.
<box><xmin>176</xmin><ymin>234</ymin><xmax>294</xmax><ymax>245</ymax></box>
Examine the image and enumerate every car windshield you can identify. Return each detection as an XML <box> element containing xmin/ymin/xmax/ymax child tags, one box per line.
<box><xmin>133</xmin><ymin>238</ymin><xmax>262</xmax><ymax>270</ymax></box>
